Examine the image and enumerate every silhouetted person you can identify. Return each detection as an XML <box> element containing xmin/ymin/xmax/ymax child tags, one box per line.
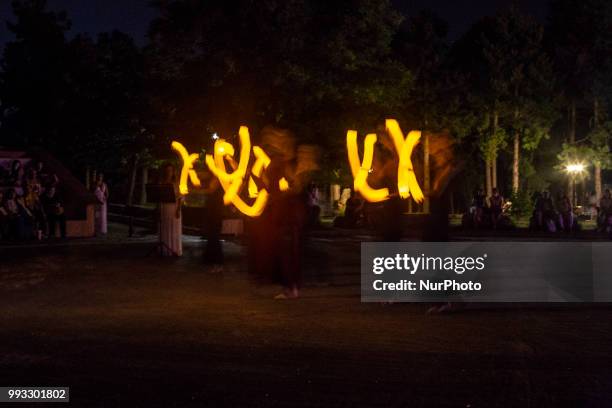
<box><xmin>471</xmin><ymin>188</ymin><xmax>486</xmax><ymax>228</ymax></box>
<box><xmin>599</xmin><ymin>189</ymin><xmax>612</xmax><ymax>234</ymax></box>
<box><xmin>42</xmin><ymin>186</ymin><xmax>66</xmax><ymax>239</ymax></box>
<box><xmin>489</xmin><ymin>188</ymin><xmax>503</xmax><ymax>230</ymax></box>
<box><xmin>9</xmin><ymin>160</ymin><xmax>24</xmax><ymax>187</ymax></box>
<box><xmin>344</xmin><ymin>190</ymin><xmax>365</xmax><ymax>227</ymax></box>
<box><xmin>558</xmin><ymin>194</ymin><xmax>574</xmax><ymax>232</ymax></box>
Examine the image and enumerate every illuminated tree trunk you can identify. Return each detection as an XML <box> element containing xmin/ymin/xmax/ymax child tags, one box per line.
<box><xmin>485</xmin><ymin>157</ymin><xmax>492</xmax><ymax>198</ymax></box>
<box><xmin>569</xmin><ymin>100</ymin><xmax>576</xmax><ymax>143</ymax></box>
<box><xmin>512</xmin><ymin>108</ymin><xmax>520</xmax><ymax>194</ymax></box>
<box><xmin>491</xmin><ymin>110</ymin><xmax>499</xmax><ymax>189</ymax></box>
<box><xmin>126</xmin><ymin>154</ymin><xmax>139</xmax><ymax>206</ymax></box>
<box><xmin>512</xmin><ymin>131</ymin><xmax>520</xmax><ymax>194</ymax></box>
<box><xmin>85</xmin><ymin>166</ymin><xmax>91</xmax><ymax>190</ymax></box>
<box><xmin>423</xmin><ymin>132</ymin><xmax>430</xmax><ymax>213</ymax></box>
<box><xmin>139</xmin><ymin>166</ymin><xmax>148</xmax><ymax>206</ymax></box>
<box><xmin>567</xmin><ymin>100</ymin><xmax>576</xmax><ymax>200</ymax></box>
<box><xmin>593</xmin><ymin>98</ymin><xmax>602</xmax><ymax>201</ymax></box>
<box><xmin>492</xmin><ymin>154</ymin><xmax>497</xmax><ymax>189</ymax></box>
<box><xmin>595</xmin><ymin>162</ymin><xmax>602</xmax><ymax>201</ymax></box>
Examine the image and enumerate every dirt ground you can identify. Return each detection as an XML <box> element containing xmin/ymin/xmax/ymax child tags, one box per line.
<box><xmin>1</xmin><ymin>226</ymin><xmax>611</xmax><ymax>407</ymax></box>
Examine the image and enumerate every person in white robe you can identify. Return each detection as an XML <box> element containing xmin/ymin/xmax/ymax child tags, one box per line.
<box><xmin>159</xmin><ymin>163</ymin><xmax>183</xmax><ymax>256</ymax></box>
<box><xmin>94</xmin><ymin>173</ymin><xmax>109</xmax><ymax>235</ymax></box>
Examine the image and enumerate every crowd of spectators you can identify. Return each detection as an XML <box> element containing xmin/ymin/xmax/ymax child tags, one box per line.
<box><xmin>529</xmin><ymin>189</ymin><xmax>612</xmax><ymax>234</ymax></box>
<box><xmin>458</xmin><ymin>187</ymin><xmax>612</xmax><ymax>235</ymax></box>
<box><xmin>462</xmin><ymin>188</ymin><xmax>513</xmax><ymax>230</ymax></box>
<box><xmin>0</xmin><ymin>159</ymin><xmax>66</xmax><ymax>241</ymax></box>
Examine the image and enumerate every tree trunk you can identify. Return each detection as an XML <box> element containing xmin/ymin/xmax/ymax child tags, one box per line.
<box><xmin>569</xmin><ymin>100</ymin><xmax>576</xmax><ymax>143</ymax></box>
<box><xmin>126</xmin><ymin>155</ymin><xmax>140</xmax><ymax>206</ymax></box>
<box><xmin>423</xmin><ymin>132</ymin><xmax>430</xmax><ymax>214</ymax></box>
<box><xmin>491</xmin><ymin>110</ymin><xmax>499</xmax><ymax>189</ymax></box>
<box><xmin>512</xmin><ymin>131</ymin><xmax>520</xmax><ymax>194</ymax></box>
<box><xmin>567</xmin><ymin>100</ymin><xmax>576</xmax><ymax>202</ymax></box>
<box><xmin>492</xmin><ymin>154</ymin><xmax>497</xmax><ymax>189</ymax></box>
<box><xmin>593</xmin><ymin>98</ymin><xmax>602</xmax><ymax>201</ymax></box>
<box><xmin>485</xmin><ymin>157</ymin><xmax>492</xmax><ymax>198</ymax></box>
<box><xmin>139</xmin><ymin>167</ymin><xmax>148</xmax><ymax>206</ymax></box>
<box><xmin>594</xmin><ymin>162</ymin><xmax>602</xmax><ymax>201</ymax></box>
<box><xmin>85</xmin><ymin>166</ymin><xmax>91</xmax><ymax>191</ymax></box>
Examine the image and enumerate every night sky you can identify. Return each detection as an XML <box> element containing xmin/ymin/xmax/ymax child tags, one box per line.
<box><xmin>0</xmin><ymin>0</ymin><xmax>549</xmax><ymax>48</ymax></box>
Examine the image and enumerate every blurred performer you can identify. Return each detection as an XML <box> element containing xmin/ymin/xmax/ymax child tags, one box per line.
<box><xmin>202</xmin><ymin>172</ymin><xmax>224</xmax><ymax>271</ymax></box>
<box><xmin>421</xmin><ymin>131</ymin><xmax>458</xmax><ymax>242</ymax></box>
<box><xmin>248</xmin><ymin>126</ymin><xmax>319</xmax><ymax>299</ymax></box>
<box><xmin>369</xmin><ymin>132</ymin><xmax>403</xmax><ymax>241</ymax></box>
<box><xmin>93</xmin><ymin>173</ymin><xmax>109</xmax><ymax>235</ymax></box>
<box><xmin>159</xmin><ymin>163</ymin><xmax>184</xmax><ymax>256</ymax></box>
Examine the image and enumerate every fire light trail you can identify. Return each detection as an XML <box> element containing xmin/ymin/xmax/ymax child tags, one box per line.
<box><xmin>346</xmin><ymin>119</ymin><xmax>424</xmax><ymax>203</ymax></box>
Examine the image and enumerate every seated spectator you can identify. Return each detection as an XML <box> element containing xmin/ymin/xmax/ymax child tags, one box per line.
<box><xmin>558</xmin><ymin>194</ymin><xmax>575</xmax><ymax>232</ymax></box>
<box><xmin>34</xmin><ymin>160</ymin><xmax>49</xmax><ymax>186</ymax></box>
<box><xmin>0</xmin><ymin>164</ymin><xmax>9</xmax><ymax>185</ymax></box>
<box><xmin>598</xmin><ymin>189</ymin><xmax>612</xmax><ymax>234</ymax></box>
<box><xmin>488</xmin><ymin>188</ymin><xmax>504</xmax><ymax>230</ymax></box>
<box><xmin>306</xmin><ymin>182</ymin><xmax>321</xmax><ymax>226</ymax></box>
<box><xmin>334</xmin><ymin>190</ymin><xmax>364</xmax><ymax>228</ymax></box>
<box><xmin>47</xmin><ymin>172</ymin><xmax>60</xmax><ymax>189</ymax></box>
<box><xmin>471</xmin><ymin>188</ymin><xmax>486</xmax><ymax>228</ymax></box>
<box><xmin>42</xmin><ymin>186</ymin><xmax>66</xmax><ymax>239</ymax></box>
<box><xmin>24</xmin><ymin>185</ymin><xmax>46</xmax><ymax>240</ymax></box>
<box><xmin>3</xmin><ymin>188</ymin><xmax>25</xmax><ymax>239</ymax></box>
<box><xmin>345</xmin><ymin>190</ymin><xmax>364</xmax><ymax>227</ymax></box>
<box><xmin>588</xmin><ymin>191</ymin><xmax>598</xmax><ymax>221</ymax></box>
<box><xmin>15</xmin><ymin>194</ymin><xmax>35</xmax><ymax>239</ymax></box>
<box><xmin>534</xmin><ymin>190</ymin><xmax>557</xmax><ymax>232</ymax></box>
<box><xmin>9</xmin><ymin>160</ymin><xmax>24</xmax><ymax>188</ymax></box>
<box><xmin>25</xmin><ymin>167</ymin><xmax>42</xmax><ymax>195</ymax></box>
<box><xmin>0</xmin><ymin>191</ymin><xmax>9</xmax><ymax>239</ymax></box>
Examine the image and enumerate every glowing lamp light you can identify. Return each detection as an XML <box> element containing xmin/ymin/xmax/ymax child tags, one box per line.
<box><xmin>279</xmin><ymin>177</ymin><xmax>289</xmax><ymax>191</ymax></box>
<box><xmin>565</xmin><ymin>163</ymin><xmax>586</xmax><ymax>174</ymax></box>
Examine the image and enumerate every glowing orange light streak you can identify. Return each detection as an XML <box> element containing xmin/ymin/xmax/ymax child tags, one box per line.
<box><xmin>171</xmin><ymin>141</ymin><xmax>201</xmax><ymax>195</ymax></box>
<box><xmin>346</xmin><ymin>130</ymin><xmax>390</xmax><ymax>202</ymax></box>
<box><xmin>346</xmin><ymin>119</ymin><xmax>424</xmax><ymax>203</ymax></box>
<box><xmin>205</xmin><ymin>126</ymin><xmax>270</xmax><ymax>217</ymax></box>
<box><xmin>385</xmin><ymin>119</ymin><xmax>424</xmax><ymax>203</ymax></box>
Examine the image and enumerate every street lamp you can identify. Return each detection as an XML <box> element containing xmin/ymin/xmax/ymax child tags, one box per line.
<box><xmin>565</xmin><ymin>162</ymin><xmax>586</xmax><ymax>207</ymax></box>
